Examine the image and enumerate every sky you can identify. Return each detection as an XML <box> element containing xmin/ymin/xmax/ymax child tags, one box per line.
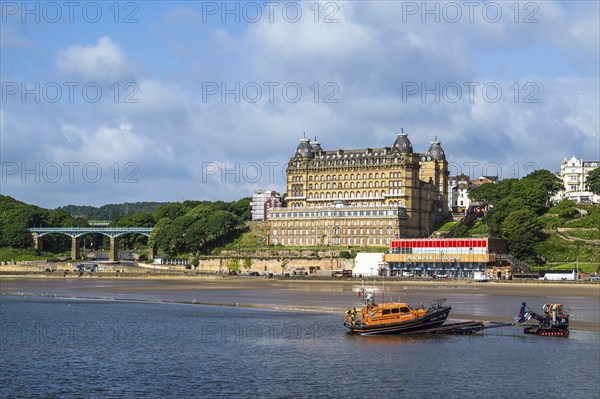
<box><xmin>1</xmin><ymin>0</ymin><xmax>599</xmax><ymax>209</ymax></box>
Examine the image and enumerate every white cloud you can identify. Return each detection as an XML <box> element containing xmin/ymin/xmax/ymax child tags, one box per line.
<box><xmin>2</xmin><ymin>1</ymin><xmax>599</xmax><ymax>207</ymax></box>
<box><xmin>56</xmin><ymin>36</ymin><xmax>129</xmax><ymax>81</ymax></box>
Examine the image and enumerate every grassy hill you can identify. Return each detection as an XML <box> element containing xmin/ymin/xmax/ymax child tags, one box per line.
<box><xmin>57</xmin><ymin>202</ymin><xmax>166</xmax><ymax>219</ymax></box>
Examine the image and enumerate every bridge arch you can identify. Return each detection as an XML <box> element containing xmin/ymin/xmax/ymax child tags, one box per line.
<box><xmin>28</xmin><ymin>227</ymin><xmax>154</xmax><ymax>261</ymax></box>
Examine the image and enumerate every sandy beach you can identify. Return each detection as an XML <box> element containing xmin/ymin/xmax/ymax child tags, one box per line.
<box><xmin>2</xmin><ymin>275</ymin><xmax>599</xmax><ymax>332</ymax></box>
<box><xmin>1</xmin><ymin>273</ymin><xmax>599</xmax><ymax>295</ymax></box>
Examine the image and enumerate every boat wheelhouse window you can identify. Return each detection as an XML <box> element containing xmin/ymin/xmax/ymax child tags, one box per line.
<box><xmin>382</xmin><ymin>309</ymin><xmax>391</xmax><ymax>315</ymax></box>
<box><xmin>391</xmin><ymin>308</ymin><xmax>400</xmax><ymax>314</ymax></box>
<box><xmin>400</xmin><ymin>307</ymin><xmax>410</xmax><ymax>313</ymax></box>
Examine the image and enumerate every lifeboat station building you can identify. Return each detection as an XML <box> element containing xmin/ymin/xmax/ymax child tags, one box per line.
<box><xmin>383</xmin><ymin>238</ymin><xmax>507</xmax><ymax>278</ymax></box>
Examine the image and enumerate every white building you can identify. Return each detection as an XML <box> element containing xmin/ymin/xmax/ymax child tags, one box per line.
<box><xmin>553</xmin><ymin>156</ymin><xmax>600</xmax><ymax>204</ymax></box>
<box><xmin>448</xmin><ymin>174</ymin><xmax>471</xmax><ymax>214</ymax></box>
<box><xmin>353</xmin><ymin>252</ymin><xmax>385</xmax><ymax>276</ymax></box>
<box><xmin>251</xmin><ymin>190</ymin><xmax>282</xmax><ymax>221</ymax></box>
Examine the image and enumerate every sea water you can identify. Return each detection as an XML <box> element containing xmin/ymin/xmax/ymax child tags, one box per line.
<box><xmin>1</xmin><ymin>295</ymin><xmax>599</xmax><ymax>398</ymax></box>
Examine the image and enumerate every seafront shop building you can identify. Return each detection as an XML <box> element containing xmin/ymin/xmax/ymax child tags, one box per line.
<box><xmin>383</xmin><ymin>238</ymin><xmax>508</xmax><ymax>278</ymax></box>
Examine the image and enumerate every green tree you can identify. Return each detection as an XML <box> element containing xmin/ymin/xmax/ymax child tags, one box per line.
<box><xmin>112</xmin><ymin>212</ymin><xmax>155</xmax><ymax>227</ymax></box>
<box><xmin>47</xmin><ymin>210</ymin><xmax>72</xmax><ymax>226</ymax></box>
<box><xmin>148</xmin><ymin>218</ymin><xmax>173</xmax><ymax>255</ymax></box>
<box><xmin>150</xmin><ymin>202</ymin><xmax>244</xmax><ymax>256</ymax></box>
<box><xmin>204</xmin><ymin>211</ymin><xmax>243</xmax><ymax>245</ymax></box>
<box><xmin>110</xmin><ymin>212</ymin><xmax>154</xmax><ymax>250</ymax></box>
<box><xmin>71</xmin><ymin>217</ymin><xmax>89</xmax><ymax>227</ymax></box>
<box><xmin>484</xmin><ymin>196</ymin><xmax>527</xmax><ymax>236</ymax></box>
<box><xmin>0</xmin><ymin>195</ymin><xmax>48</xmax><ymax>248</ymax></box>
<box><xmin>153</xmin><ymin>203</ymin><xmax>188</xmax><ymax>221</ymax></box>
<box><xmin>552</xmin><ymin>199</ymin><xmax>578</xmax><ymax>221</ymax></box>
<box><xmin>510</xmin><ymin>179</ymin><xmax>548</xmax><ymax>213</ymax></box>
<box><xmin>184</xmin><ymin>220</ymin><xmax>209</xmax><ymax>255</ymax></box>
<box><xmin>524</xmin><ymin>169</ymin><xmax>564</xmax><ymax>197</ymax></box>
<box><xmin>467</xmin><ymin>182</ymin><xmax>498</xmax><ymax>205</ymax></box>
<box><xmin>587</xmin><ymin>167</ymin><xmax>600</xmax><ymax>195</ymax></box>
<box><xmin>452</xmin><ymin>225</ymin><xmax>471</xmax><ymax>238</ymax></box>
<box><xmin>468</xmin><ymin>179</ymin><xmax>516</xmax><ymax>206</ymax></box>
<box><xmin>185</xmin><ymin>203</ymin><xmax>214</xmax><ymax>220</ymax></box>
<box><xmin>45</xmin><ymin>210</ymin><xmax>76</xmax><ymax>250</ymax></box>
<box><xmin>501</xmin><ymin>209</ymin><xmax>544</xmax><ymax>261</ymax></box>
<box><xmin>224</xmin><ymin>198</ymin><xmax>252</xmax><ymax>220</ymax></box>
<box><xmin>226</xmin><ymin>258</ymin><xmax>240</xmax><ymax>273</ymax></box>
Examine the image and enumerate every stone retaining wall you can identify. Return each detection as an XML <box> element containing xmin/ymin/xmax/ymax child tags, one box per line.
<box><xmin>196</xmin><ymin>257</ymin><xmax>355</xmax><ymax>274</ymax></box>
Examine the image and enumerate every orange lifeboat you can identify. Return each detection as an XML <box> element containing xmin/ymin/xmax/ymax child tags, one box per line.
<box><xmin>344</xmin><ymin>298</ymin><xmax>451</xmax><ymax>336</ymax></box>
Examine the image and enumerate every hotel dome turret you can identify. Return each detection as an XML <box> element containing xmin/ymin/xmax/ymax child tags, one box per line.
<box><xmin>296</xmin><ymin>137</ymin><xmax>315</xmax><ymax>159</ymax></box>
<box><xmin>393</xmin><ymin>133</ymin><xmax>413</xmax><ymax>153</ymax></box>
<box><xmin>427</xmin><ymin>140</ymin><xmax>446</xmax><ymax>161</ymax></box>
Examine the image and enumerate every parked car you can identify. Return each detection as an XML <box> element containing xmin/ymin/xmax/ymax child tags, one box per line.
<box><xmin>249</xmin><ymin>271</ymin><xmax>259</xmax><ymax>276</ymax></box>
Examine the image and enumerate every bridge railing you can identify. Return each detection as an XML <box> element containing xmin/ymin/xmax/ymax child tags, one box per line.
<box><xmin>28</xmin><ymin>227</ymin><xmax>154</xmax><ymax>237</ymax></box>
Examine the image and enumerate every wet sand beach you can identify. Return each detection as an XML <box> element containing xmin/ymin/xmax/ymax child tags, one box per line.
<box><xmin>2</xmin><ymin>276</ymin><xmax>599</xmax><ymax>331</ymax></box>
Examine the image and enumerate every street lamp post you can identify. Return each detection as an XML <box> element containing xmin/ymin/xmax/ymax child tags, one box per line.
<box><xmin>576</xmin><ymin>242</ymin><xmax>580</xmax><ymax>281</ymax></box>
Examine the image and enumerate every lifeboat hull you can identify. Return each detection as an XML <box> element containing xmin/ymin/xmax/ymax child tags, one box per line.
<box><xmin>345</xmin><ymin>307</ymin><xmax>452</xmax><ymax>336</ymax></box>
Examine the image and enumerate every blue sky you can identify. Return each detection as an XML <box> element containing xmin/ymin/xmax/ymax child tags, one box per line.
<box><xmin>1</xmin><ymin>0</ymin><xmax>599</xmax><ymax>208</ymax></box>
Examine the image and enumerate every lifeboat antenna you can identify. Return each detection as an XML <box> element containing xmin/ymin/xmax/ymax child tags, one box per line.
<box><xmin>381</xmin><ymin>272</ymin><xmax>384</xmax><ymax>304</ymax></box>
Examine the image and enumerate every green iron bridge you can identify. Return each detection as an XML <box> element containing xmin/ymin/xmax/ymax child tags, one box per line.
<box><xmin>28</xmin><ymin>227</ymin><xmax>154</xmax><ymax>261</ymax></box>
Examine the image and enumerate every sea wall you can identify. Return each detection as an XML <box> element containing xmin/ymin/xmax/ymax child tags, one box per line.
<box><xmin>196</xmin><ymin>257</ymin><xmax>355</xmax><ymax>275</ymax></box>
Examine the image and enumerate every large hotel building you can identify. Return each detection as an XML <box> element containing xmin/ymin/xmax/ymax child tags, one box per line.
<box><xmin>267</xmin><ymin>132</ymin><xmax>449</xmax><ymax>246</ymax></box>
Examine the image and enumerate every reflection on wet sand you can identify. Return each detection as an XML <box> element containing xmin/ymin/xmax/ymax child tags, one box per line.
<box><xmin>1</xmin><ymin>277</ymin><xmax>598</xmax><ymax>331</ymax></box>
